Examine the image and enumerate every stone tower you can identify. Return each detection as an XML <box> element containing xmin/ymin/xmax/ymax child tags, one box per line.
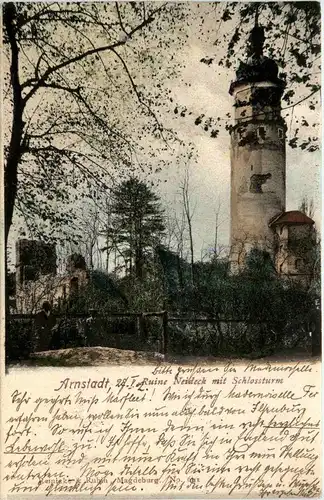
<box><xmin>229</xmin><ymin>24</ymin><xmax>286</xmax><ymax>271</ymax></box>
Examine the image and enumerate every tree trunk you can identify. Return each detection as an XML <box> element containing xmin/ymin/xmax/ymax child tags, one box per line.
<box><xmin>134</xmin><ymin>218</ymin><xmax>143</xmax><ymax>279</ymax></box>
<box><xmin>182</xmin><ymin>171</ymin><xmax>195</xmax><ymax>286</ymax></box>
<box><xmin>106</xmin><ymin>233</ymin><xmax>110</xmax><ymax>273</ymax></box>
<box><xmin>4</xmin><ymin>3</ymin><xmax>25</xmax><ymax>245</ymax></box>
<box><xmin>214</xmin><ymin>211</ymin><xmax>219</xmax><ymax>257</ymax></box>
<box><xmin>135</xmin><ymin>246</ymin><xmax>143</xmax><ymax>279</ymax></box>
<box><xmin>4</xmin><ymin>4</ymin><xmax>26</xmax><ymax>322</ymax></box>
<box><xmin>187</xmin><ymin>215</ymin><xmax>194</xmax><ymax>285</ymax></box>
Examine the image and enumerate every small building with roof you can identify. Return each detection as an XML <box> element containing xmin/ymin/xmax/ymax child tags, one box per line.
<box><xmin>269</xmin><ymin>211</ymin><xmax>316</xmax><ymax>285</ymax></box>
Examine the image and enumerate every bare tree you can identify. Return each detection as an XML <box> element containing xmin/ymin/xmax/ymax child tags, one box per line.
<box><xmin>210</xmin><ymin>197</ymin><xmax>229</xmax><ymax>261</ymax></box>
<box><xmin>76</xmin><ymin>206</ymin><xmax>102</xmax><ymax>270</ymax></box>
<box><xmin>99</xmin><ymin>195</ymin><xmax>114</xmax><ymax>274</ymax></box>
<box><xmin>16</xmin><ymin>273</ymin><xmax>69</xmax><ymax>314</ymax></box>
<box><xmin>3</xmin><ymin>2</ymin><xmax>184</xmax><ymax>246</ymax></box>
<box><xmin>168</xmin><ymin>208</ymin><xmax>188</xmax><ymax>262</ymax></box>
<box><xmin>299</xmin><ymin>196</ymin><xmax>315</xmax><ymax>219</ymax></box>
<box><xmin>180</xmin><ymin>161</ymin><xmax>196</xmax><ymax>285</ymax></box>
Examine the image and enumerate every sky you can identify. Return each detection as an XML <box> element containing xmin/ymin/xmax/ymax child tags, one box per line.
<box><xmin>154</xmin><ymin>6</ymin><xmax>321</xmax><ymax>260</ymax></box>
<box><xmin>7</xmin><ymin>2</ymin><xmax>321</xmax><ymax>268</ymax></box>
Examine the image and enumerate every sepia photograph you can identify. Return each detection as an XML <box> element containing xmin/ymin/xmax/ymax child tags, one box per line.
<box><xmin>1</xmin><ymin>2</ymin><xmax>322</xmax><ymax>498</ymax></box>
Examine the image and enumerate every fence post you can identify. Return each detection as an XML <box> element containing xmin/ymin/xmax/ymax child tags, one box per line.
<box><xmin>138</xmin><ymin>313</ymin><xmax>145</xmax><ymax>343</ymax></box>
<box><xmin>162</xmin><ymin>310</ymin><xmax>168</xmax><ymax>356</ymax></box>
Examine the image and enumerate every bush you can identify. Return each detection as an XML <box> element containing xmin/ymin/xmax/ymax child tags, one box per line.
<box><xmin>168</xmin><ymin>321</ymin><xmax>224</xmax><ymax>356</ymax></box>
<box><xmin>6</xmin><ymin>319</ymin><xmax>34</xmax><ymax>361</ymax></box>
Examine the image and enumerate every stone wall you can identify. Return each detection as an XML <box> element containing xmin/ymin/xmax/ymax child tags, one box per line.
<box><xmin>15</xmin><ymin>240</ymin><xmax>89</xmax><ymax>313</ymax></box>
<box><xmin>16</xmin><ymin>239</ymin><xmax>57</xmax><ymax>285</ymax></box>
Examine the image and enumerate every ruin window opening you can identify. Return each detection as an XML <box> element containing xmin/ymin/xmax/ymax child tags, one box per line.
<box><xmin>295</xmin><ymin>258</ymin><xmax>303</xmax><ymax>270</ymax></box>
<box><xmin>278</xmin><ymin>128</ymin><xmax>284</xmax><ymax>139</ymax></box>
<box><xmin>257</xmin><ymin>127</ymin><xmax>266</xmax><ymax>140</ymax></box>
<box><xmin>70</xmin><ymin>277</ymin><xmax>79</xmax><ymax>294</ymax></box>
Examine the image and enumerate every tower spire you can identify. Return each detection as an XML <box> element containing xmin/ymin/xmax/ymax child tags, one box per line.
<box><xmin>255</xmin><ymin>3</ymin><xmax>259</xmax><ymax>27</ymax></box>
<box><xmin>248</xmin><ymin>8</ymin><xmax>264</xmax><ymax>60</ymax></box>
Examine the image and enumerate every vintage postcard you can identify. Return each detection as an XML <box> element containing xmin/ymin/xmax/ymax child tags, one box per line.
<box><xmin>1</xmin><ymin>1</ymin><xmax>321</xmax><ymax>498</ymax></box>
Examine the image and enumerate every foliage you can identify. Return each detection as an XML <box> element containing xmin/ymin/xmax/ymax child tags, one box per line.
<box><xmin>119</xmin><ymin>270</ymin><xmax>165</xmax><ymax>313</ymax></box>
<box><xmin>168</xmin><ymin>322</ymin><xmax>220</xmax><ymax>357</ymax></box>
<box><xmin>175</xmin><ymin>2</ymin><xmax>320</xmax><ymax>152</ymax></box>
<box><xmin>299</xmin><ymin>196</ymin><xmax>315</xmax><ymax>219</ymax></box>
<box><xmin>7</xmin><ymin>246</ymin><xmax>319</xmax><ymax>360</ymax></box>
<box><xmin>5</xmin><ymin>2</ymin><xmax>320</xmax><ymax>248</ymax></box>
<box><xmin>297</xmin><ymin>196</ymin><xmax>320</xmax><ymax>294</ymax></box>
<box><xmin>16</xmin><ymin>274</ymin><xmax>67</xmax><ymax>314</ymax></box>
<box><xmin>6</xmin><ymin>319</ymin><xmax>34</xmax><ymax>362</ymax></box>
<box><xmin>3</xmin><ymin>2</ymin><xmax>187</xmax><ymax>243</ymax></box>
<box><xmin>161</xmin><ymin>247</ymin><xmax>318</xmax><ymax>356</ymax></box>
<box><xmin>109</xmin><ymin>177</ymin><xmax>166</xmax><ymax>278</ymax></box>
<box><xmin>243</xmin><ymin>247</ymin><xmax>277</xmax><ymax>279</ymax></box>
<box><xmin>5</xmin><ymin>0</ymin><xmax>320</xmax><ymax>357</ymax></box>
<box><xmin>57</xmin><ymin>269</ymin><xmax>128</xmax><ymax>315</ymax></box>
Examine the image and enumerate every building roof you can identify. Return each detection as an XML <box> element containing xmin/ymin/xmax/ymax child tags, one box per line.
<box><xmin>269</xmin><ymin>211</ymin><xmax>315</xmax><ymax>227</ymax></box>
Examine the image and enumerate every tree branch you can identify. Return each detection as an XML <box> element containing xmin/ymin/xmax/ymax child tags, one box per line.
<box><xmin>282</xmin><ymin>88</ymin><xmax>320</xmax><ymax>111</ymax></box>
<box><xmin>109</xmin><ymin>46</ymin><xmax>169</xmax><ymax>144</ymax></box>
<box><xmin>115</xmin><ymin>2</ymin><xmax>129</xmax><ymax>36</ymax></box>
<box><xmin>22</xmin><ymin>13</ymin><xmax>155</xmax><ymax>103</ymax></box>
<box><xmin>3</xmin><ymin>3</ymin><xmax>26</xmax><ymax>242</ymax></box>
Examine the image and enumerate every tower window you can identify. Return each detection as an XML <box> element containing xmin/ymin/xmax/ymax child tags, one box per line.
<box><xmin>238</xmin><ymin>129</ymin><xmax>244</xmax><ymax>139</ymax></box>
<box><xmin>70</xmin><ymin>277</ymin><xmax>79</xmax><ymax>294</ymax></box>
<box><xmin>251</xmin><ymin>165</ymin><xmax>253</xmax><ymax>171</ymax></box>
<box><xmin>257</xmin><ymin>127</ymin><xmax>266</xmax><ymax>140</ymax></box>
<box><xmin>295</xmin><ymin>258</ymin><xmax>303</xmax><ymax>270</ymax></box>
<box><xmin>278</xmin><ymin>128</ymin><xmax>284</xmax><ymax>139</ymax></box>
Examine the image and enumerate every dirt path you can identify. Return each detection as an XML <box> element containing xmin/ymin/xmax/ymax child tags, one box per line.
<box><xmin>9</xmin><ymin>346</ymin><xmax>319</xmax><ymax>367</ymax></box>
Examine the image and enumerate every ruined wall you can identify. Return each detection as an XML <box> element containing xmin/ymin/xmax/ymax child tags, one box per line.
<box><xmin>15</xmin><ymin>243</ymin><xmax>89</xmax><ymax>313</ymax></box>
<box><xmin>15</xmin><ymin>270</ymin><xmax>89</xmax><ymax>314</ymax></box>
<box><xmin>16</xmin><ymin>239</ymin><xmax>57</xmax><ymax>286</ymax></box>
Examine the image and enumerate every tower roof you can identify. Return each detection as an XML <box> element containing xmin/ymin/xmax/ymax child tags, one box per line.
<box><xmin>269</xmin><ymin>211</ymin><xmax>315</xmax><ymax>227</ymax></box>
<box><xmin>229</xmin><ymin>23</ymin><xmax>285</xmax><ymax>95</ymax></box>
